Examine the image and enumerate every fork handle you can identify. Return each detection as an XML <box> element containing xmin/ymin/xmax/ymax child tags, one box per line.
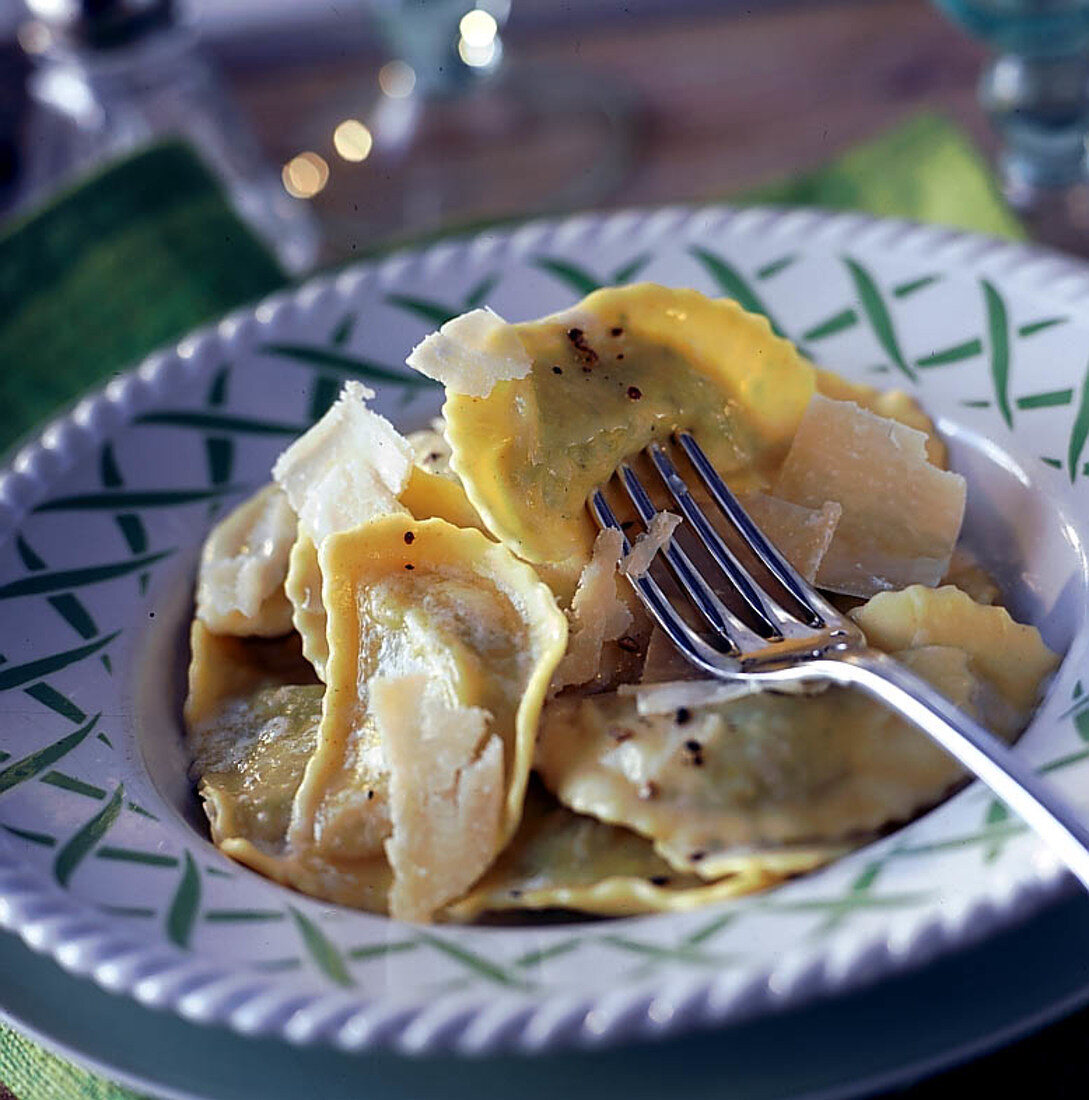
<box><xmin>806</xmin><ymin>650</ymin><xmax>1089</xmax><ymax>892</ymax></box>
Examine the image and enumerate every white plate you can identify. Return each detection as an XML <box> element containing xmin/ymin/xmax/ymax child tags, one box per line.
<box><xmin>1</xmin><ymin>205</ymin><xmax>1088</xmax><ymax>1056</ymax></box>
<box><xmin>5</xmin><ymin>891</ymin><xmax>1089</xmax><ymax>1100</ymax></box>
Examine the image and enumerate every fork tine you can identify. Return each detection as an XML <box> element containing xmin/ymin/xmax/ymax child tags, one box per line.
<box><xmin>675</xmin><ymin>432</ymin><xmax>831</xmax><ymax>627</ymax></box>
<box><xmin>617</xmin><ymin>463</ymin><xmax>776</xmax><ymax>647</ymax></box>
<box><xmin>588</xmin><ymin>489</ymin><xmax>741</xmax><ymax>672</ymax></box>
<box><xmin>644</xmin><ymin>444</ymin><xmax>791</xmax><ymax>634</ymax></box>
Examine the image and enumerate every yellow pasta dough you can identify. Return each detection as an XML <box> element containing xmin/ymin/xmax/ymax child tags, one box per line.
<box><xmin>288</xmin><ymin>516</ymin><xmax>567</xmax><ymax>908</ymax></box>
<box><xmin>851</xmin><ymin>584</ymin><xmax>1059</xmax><ymax>713</ymax></box>
<box><xmin>184</xmin><ymin>282</ymin><xmax>1062</xmax><ymax>923</ymax></box>
<box><xmin>184</xmin><ymin>622</ymin><xmax>390</xmax><ymax>911</ymax></box>
<box><xmin>536</xmin><ymin>591</ymin><xmax>1056</xmax><ymax>879</ymax></box>
<box><xmin>285</xmin><ymin>461</ymin><xmax>487</xmax><ymax>682</ymax></box>
<box><xmin>431</xmin><ymin>285</ymin><xmax>816</xmax><ymax>581</ymax></box>
<box><xmin>447</xmin><ymin>784</ymin><xmax>837</xmax><ymax>920</ymax></box>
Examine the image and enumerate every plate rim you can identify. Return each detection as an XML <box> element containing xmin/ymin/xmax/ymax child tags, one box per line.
<box><xmin>4</xmin><ymin>889</ymin><xmax>1089</xmax><ymax>1100</ymax></box>
<box><xmin>2</xmin><ymin>201</ymin><xmax>1089</xmax><ymax>1057</ymax></box>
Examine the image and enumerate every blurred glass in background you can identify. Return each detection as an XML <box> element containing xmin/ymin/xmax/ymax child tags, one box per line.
<box><xmin>275</xmin><ymin>0</ymin><xmax>638</xmax><ymax>253</ymax></box>
<box><xmin>13</xmin><ymin>0</ymin><xmax>320</xmax><ymax>271</ymax></box>
<box><xmin>932</xmin><ymin>1</ymin><xmax>1089</xmax><ymax>217</ymax></box>
<box><xmin>8</xmin><ymin>0</ymin><xmax>641</xmax><ymax>269</ymax></box>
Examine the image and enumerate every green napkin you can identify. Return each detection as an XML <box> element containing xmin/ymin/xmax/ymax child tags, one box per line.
<box><xmin>739</xmin><ymin>112</ymin><xmax>1025</xmax><ymax>240</ymax></box>
<box><xmin>0</xmin><ymin>111</ymin><xmax>1023</xmax><ymax>1100</ymax></box>
<box><xmin>0</xmin><ymin>142</ymin><xmax>287</xmax><ymax>453</ymax></box>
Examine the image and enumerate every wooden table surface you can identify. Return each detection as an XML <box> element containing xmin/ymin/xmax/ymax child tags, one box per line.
<box><xmin>219</xmin><ymin>0</ymin><xmax>1008</xmax><ymax>264</ymax></box>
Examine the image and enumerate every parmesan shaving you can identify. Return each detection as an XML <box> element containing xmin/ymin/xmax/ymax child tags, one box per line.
<box><xmin>640</xmin><ymin>627</ymin><xmax>701</xmax><ymax>684</ymax></box>
<box><xmin>551</xmin><ymin>527</ymin><xmax>633</xmax><ymax>692</ymax></box>
<box><xmin>621</xmin><ymin>511</ymin><xmax>682</xmax><ymax>579</ymax></box>
<box><xmin>272</xmin><ymin>380</ymin><xmax>412</xmax><ymax>543</ymax></box>
<box><xmin>773</xmin><ymin>395</ymin><xmax>966</xmax><ymax>597</ymax></box>
<box><xmin>619</xmin><ymin>679</ymin><xmax>758</xmax><ymax>714</ymax></box>
<box><xmin>618</xmin><ymin>677</ymin><xmax>820</xmax><ymax>716</ymax></box>
<box><xmin>406</xmin><ymin>307</ymin><xmax>532</xmax><ymax>397</ymax></box>
<box><xmin>374</xmin><ymin>674</ymin><xmax>504</xmax><ymax>922</ymax></box>
<box><xmin>739</xmin><ymin>494</ymin><xmax>842</xmax><ymax>584</ymax></box>
<box><xmin>814</xmin><ymin>370</ymin><xmax>948</xmax><ymax>468</ymax></box>
<box><xmin>196</xmin><ymin>483</ymin><xmax>297</xmax><ymax>637</ymax></box>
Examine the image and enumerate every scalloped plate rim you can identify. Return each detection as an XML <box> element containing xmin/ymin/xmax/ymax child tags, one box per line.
<box><xmin>0</xmin><ymin>203</ymin><xmax>1087</xmax><ymax>1056</ymax></box>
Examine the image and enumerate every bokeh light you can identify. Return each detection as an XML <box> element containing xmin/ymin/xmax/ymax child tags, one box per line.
<box><xmin>16</xmin><ymin>20</ymin><xmax>52</xmax><ymax>54</ymax></box>
<box><xmin>333</xmin><ymin>119</ymin><xmax>374</xmax><ymax>163</ymax></box>
<box><xmin>379</xmin><ymin>60</ymin><xmax>417</xmax><ymax>99</ymax></box>
<box><xmin>281</xmin><ymin>152</ymin><xmax>329</xmax><ymax>199</ymax></box>
<box><xmin>458</xmin><ymin>37</ymin><xmax>498</xmax><ymax>68</ymax></box>
<box><xmin>459</xmin><ymin>9</ymin><xmax>498</xmax><ymax>48</ymax></box>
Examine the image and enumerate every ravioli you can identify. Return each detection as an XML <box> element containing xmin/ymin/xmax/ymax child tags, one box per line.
<box><xmin>195</xmin><ymin>682</ymin><xmax>322</xmax><ymax>851</ymax></box>
<box><xmin>184</xmin><ymin>623</ymin><xmax>390</xmax><ymax>911</ymax></box>
<box><xmin>851</xmin><ymin>585</ymin><xmax>1059</xmax><ymax>715</ymax></box>
<box><xmin>279</xmin><ymin>387</ymin><xmax>487</xmax><ymax>681</ymax></box>
<box><xmin>400</xmin><ymin>463</ymin><xmax>484</xmax><ymax>532</ymax></box>
<box><xmin>286</xmin><ymin>465</ymin><xmax>488</xmax><ymax>683</ymax></box>
<box><xmin>429</xmin><ymin>284</ymin><xmax>816</xmax><ymax>579</ymax></box>
<box><xmin>447</xmin><ymin>785</ymin><xmax>835</xmax><ymax>920</ymax></box>
<box><xmin>184</xmin><ymin>621</ymin><xmax>317</xmax><ymax>734</ymax></box>
<box><xmin>288</xmin><ymin>516</ymin><xmax>567</xmax><ymax>895</ymax></box>
<box><xmin>184</xmin><ymin>282</ymin><xmax>1062</xmax><ymax>924</ymax></box>
<box><xmin>283</xmin><ymin>536</ymin><xmax>326</xmax><ymax>678</ymax></box>
<box><xmin>942</xmin><ymin>548</ymin><xmax>1001</xmax><ymax>606</ymax></box>
<box><xmin>535</xmin><ymin>624</ymin><xmax>1053</xmax><ymax>878</ymax></box>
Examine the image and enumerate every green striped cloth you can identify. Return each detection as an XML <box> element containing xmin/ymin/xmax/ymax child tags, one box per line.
<box><xmin>0</xmin><ymin>111</ymin><xmax>1023</xmax><ymax>1098</ymax></box>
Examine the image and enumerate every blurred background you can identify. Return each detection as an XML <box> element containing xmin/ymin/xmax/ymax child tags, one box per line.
<box><xmin>0</xmin><ymin>0</ymin><xmax>1006</xmax><ymax>269</ymax></box>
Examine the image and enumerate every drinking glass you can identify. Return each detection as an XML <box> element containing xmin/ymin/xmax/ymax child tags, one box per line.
<box><xmin>16</xmin><ymin>0</ymin><xmax>320</xmax><ymax>273</ymax></box>
<box><xmin>933</xmin><ymin>1</ymin><xmax>1089</xmax><ymax>210</ymax></box>
<box><xmin>287</xmin><ymin>0</ymin><xmax>639</xmax><ymax>256</ymax></box>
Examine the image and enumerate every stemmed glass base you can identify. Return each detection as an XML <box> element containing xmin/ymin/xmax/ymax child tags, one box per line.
<box><xmin>932</xmin><ymin>0</ymin><xmax>1089</xmax><ymax>252</ymax></box>
<box><xmin>308</xmin><ymin>61</ymin><xmax>640</xmax><ymax>261</ymax></box>
<box><xmin>980</xmin><ymin>49</ymin><xmax>1089</xmax><ymax>248</ymax></box>
<box><xmin>982</xmin><ymin>52</ymin><xmax>1089</xmax><ymax>195</ymax></box>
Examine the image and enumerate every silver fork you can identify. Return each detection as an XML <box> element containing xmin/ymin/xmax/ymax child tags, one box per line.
<box><xmin>591</xmin><ymin>431</ymin><xmax>1089</xmax><ymax>891</ymax></box>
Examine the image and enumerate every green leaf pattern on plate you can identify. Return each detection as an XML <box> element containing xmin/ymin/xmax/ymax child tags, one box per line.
<box><xmin>1</xmin><ymin>226</ymin><xmax>1087</xmax><ymax>1008</ymax></box>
